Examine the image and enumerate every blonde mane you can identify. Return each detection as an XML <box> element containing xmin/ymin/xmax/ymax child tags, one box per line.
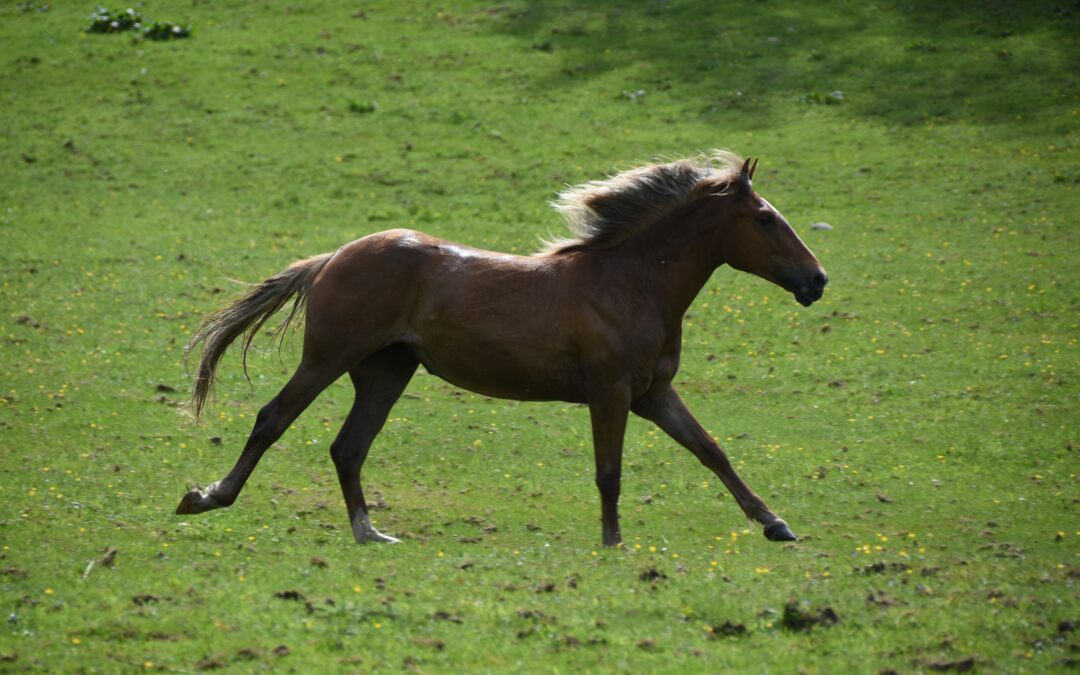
<box><xmin>541</xmin><ymin>150</ymin><xmax>745</xmax><ymax>255</ymax></box>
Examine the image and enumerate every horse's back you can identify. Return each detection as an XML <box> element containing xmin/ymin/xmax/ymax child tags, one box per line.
<box><xmin>303</xmin><ymin>229</ymin><xmax>584</xmax><ymax>398</ymax></box>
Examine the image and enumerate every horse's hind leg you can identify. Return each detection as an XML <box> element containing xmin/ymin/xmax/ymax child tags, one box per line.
<box><xmin>330</xmin><ymin>345</ymin><xmax>418</xmax><ymax>544</ymax></box>
<box><xmin>176</xmin><ymin>359</ymin><xmax>344</xmax><ymax>515</ymax></box>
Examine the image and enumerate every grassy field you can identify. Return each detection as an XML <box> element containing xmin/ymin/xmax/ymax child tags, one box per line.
<box><xmin>2</xmin><ymin>0</ymin><xmax>1077</xmax><ymax>671</ymax></box>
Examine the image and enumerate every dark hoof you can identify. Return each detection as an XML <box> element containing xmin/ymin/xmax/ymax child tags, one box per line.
<box><xmin>175</xmin><ymin>491</ymin><xmax>200</xmax><ymax>515</ymax></box>
<box><xmin>764</xmin><ymin>522</ymin><xmax>798</xmax><ymax>542</ymax></box>
<box><xmin>175</xmin><ymin>486</ymin><xmax>222</xmax><ymax>515</ymax></box>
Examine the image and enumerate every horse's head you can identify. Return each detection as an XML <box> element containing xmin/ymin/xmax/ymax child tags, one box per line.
<box><xmin>718</xmin><ymin>158</ymin><xmax>828</xmax><ymax>307</ymax></box>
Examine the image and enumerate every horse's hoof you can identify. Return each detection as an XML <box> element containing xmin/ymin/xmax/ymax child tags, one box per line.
<box><xmin>175</xmin><ymin>490</ymin><xmax>201</xmax><ymax>514</ymax></box>
<box><xmin>175</xmin><ymin>486</ymin><xmax>221</xmax><ymax>515</ymax></box>
<box><xmin>764</xmin><ymin>522</ymin><xmax>798</xmax><ymax>542</ymax></box>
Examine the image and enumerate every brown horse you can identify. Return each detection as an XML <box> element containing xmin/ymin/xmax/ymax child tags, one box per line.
<box><xmin>177</xmin><ymin>152</ymin><xmax>827</xmax><ymax>546</ymax></box>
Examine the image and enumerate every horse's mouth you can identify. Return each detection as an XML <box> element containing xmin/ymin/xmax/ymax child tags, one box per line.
<box><xmin>791</xmin><ymin>270</ymin><xmax>828</xmax><ymax>307</ymax></box>
<box><xmin>794</xmin><ymin>287</ymin><xmax>824</xmax><ymax>307</ymax></box>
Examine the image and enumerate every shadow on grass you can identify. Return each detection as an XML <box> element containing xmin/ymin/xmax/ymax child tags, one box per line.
<box><xmin>490</xmin><ymin>0</ymin><xmax>1079</xmax><ymax>128</ymax></box>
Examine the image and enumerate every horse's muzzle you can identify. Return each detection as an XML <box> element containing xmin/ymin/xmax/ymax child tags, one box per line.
<box><xmin>794</xmin><ymin>271</ymin><xmax>828</xmax><ymax>307</ymax></box>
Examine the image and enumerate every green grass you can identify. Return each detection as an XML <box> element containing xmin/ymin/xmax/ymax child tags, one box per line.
<box><xmin>2</xmin><ymin>0</ymin><xmax>1077</xmax><ymax>671</ymax></box>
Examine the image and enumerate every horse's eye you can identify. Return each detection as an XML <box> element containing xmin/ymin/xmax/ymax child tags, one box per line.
<box><xmin>755</xmin><ymin>213</ymin><xmax>774</xmax><ymax>226</ymax></box>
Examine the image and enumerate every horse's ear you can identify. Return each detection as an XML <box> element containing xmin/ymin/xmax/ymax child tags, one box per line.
<box><xmin>738</xmin><ymin>157</ymin><xmax>755</xmax><ymax>191</ymax></box>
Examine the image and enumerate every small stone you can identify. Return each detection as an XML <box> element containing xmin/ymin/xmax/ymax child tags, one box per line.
<box><xmin>810</xmin><ymin>222</ymin><xmax>833</xmax><ymax>231</ymax></box>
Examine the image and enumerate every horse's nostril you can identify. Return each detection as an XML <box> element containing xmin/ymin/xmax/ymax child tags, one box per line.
<box><xmin>812</xmin><ymin>272</ymin><xmax>828</xmax><ymax>291</ymax></box>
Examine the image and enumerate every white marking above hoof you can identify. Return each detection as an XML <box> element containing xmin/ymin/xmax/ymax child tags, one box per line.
<box><xmin>359</xmin><ymin>531</ymin><xmax>401</xmax><ymax>544</ymax></box>
<box><xmin>352</xmin><ymin>512</ymin><xmax>400</xmax><ymax>544</ymax></box>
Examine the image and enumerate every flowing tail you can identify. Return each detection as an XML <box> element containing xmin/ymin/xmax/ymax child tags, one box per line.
<box><xmin>185</xmin><ymin>253</ymin><xmax>334</xmax><ymax>421</ymax></box>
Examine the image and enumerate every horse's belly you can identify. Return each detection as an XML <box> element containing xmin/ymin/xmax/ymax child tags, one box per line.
<box><xmin>409</xmin><ymin>340</ymin><xmax>585</xmax><ymax>403</ymax></box>
<box><xmin>399</xmin><ymin>250</ymin><xmax>594</xmax><ymax>402</ymax></box>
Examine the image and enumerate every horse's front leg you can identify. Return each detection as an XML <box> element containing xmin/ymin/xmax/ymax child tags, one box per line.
<box><xmin>588</xmin><ymin>388</ymin><xmax>632</xmax><ymax>547</ymax></box>
<box><xmin>631</xmin><ymin>385</ymin><xmax>797</xmax><ymax>542</ymax></box>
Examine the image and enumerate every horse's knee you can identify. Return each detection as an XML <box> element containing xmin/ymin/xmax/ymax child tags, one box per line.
<box><xmin>595</xmin><ymin>470</ymin><xmax>621</xmax><ymax>499</ymax></box>
<box><xmin>695</xmin><ymin>444</ymin><xmax>734</xmax><ymax>472</ymax></box>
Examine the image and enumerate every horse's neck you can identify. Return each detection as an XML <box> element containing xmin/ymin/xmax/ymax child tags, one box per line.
<box><xmin>624</xmin><ymin>199</ymin><xmax>726</xmax><ymax>320</ymax></box>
